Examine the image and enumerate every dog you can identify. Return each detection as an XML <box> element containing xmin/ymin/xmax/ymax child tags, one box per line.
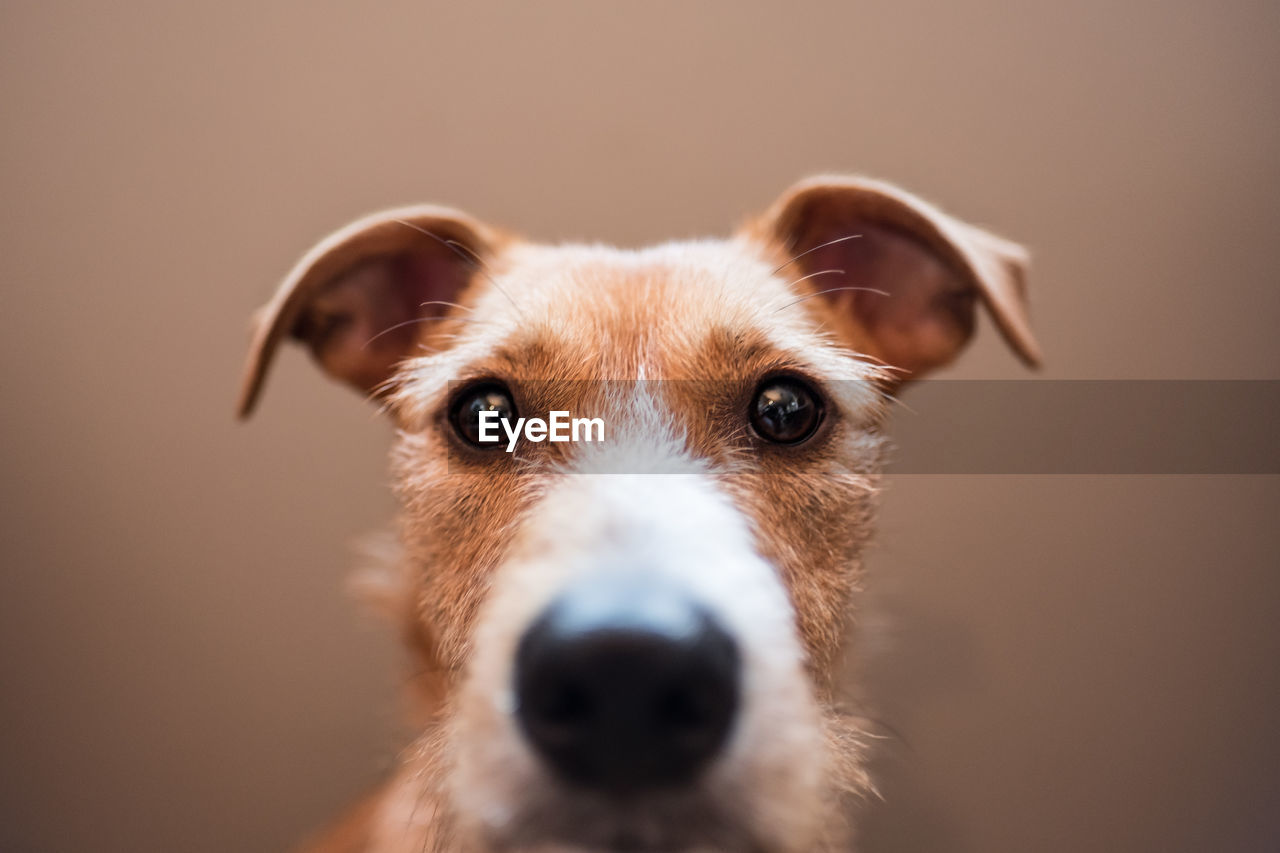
<box><xmin>238</xmin><ymin>175</ymin><xmax>1039</xmax><ymax>852</ymax></box>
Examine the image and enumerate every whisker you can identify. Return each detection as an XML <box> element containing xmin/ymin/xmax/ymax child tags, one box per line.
<box><xmin>443</xmin><ymin>238</ymin><xmax>488</xmax><ymax>270</ymax></box>
<box><xmin>419</xmin><ymin>299</ymin><xmax>474</xmax><ymax>313</ymax></box>
<box><xmin>362</xmin><ymin>315</ymin><xmax>471</xmax><ymax>350</ymax></box>
<box><xmin>393</xmin><ymin>219</ymin><xmax>525</xmax><ymax>318</ymax></box>
<box><xmin>789</xmin><ymin>268</ymin><xmax>846</xmax><ymax>288</ymax></box>
<box><xmin>774</xmin><ymin>284</ymin><xmax>891</xmax><ymax>313</ymax></box>
<box><xmin>771</xmin><ymin>233</ymin><xmax>863</xmax><ymax>275</ymax></box>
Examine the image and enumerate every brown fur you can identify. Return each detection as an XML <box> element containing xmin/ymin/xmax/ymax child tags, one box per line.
<box><xmin>242</xmin><ymin>176</ymin><xmax>1038</xmax><ymax>853</ymax></box>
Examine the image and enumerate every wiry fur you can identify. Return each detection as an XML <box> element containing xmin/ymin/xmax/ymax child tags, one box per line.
<box><xmin>241</xmin><ymin>177</ymin><xmax>1038</xmax><ymax>853</ymax></box>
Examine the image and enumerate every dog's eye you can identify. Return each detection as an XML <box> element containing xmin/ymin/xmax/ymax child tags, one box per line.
<box><xmin>450</xmin><ymin>382</ymin><xmax>517</xmax><ymax>448</ymax></box>
<box><xmin>750</xmin><ymin>377</ymin><xmax>824</xmax><ymax>445</ymax></box>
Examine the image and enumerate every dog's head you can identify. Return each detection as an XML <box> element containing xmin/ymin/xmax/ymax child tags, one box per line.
<box><xmin>240</xmin><ymin>177</ymin><xmax>1038</xmax><ymax>852</ymax></box>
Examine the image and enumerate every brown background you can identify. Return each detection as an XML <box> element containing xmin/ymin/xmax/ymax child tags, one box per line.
<box><xmin>2</xmin><ymin>2</ymin><xmax>1278</xmax><ymax>851</ymax></box>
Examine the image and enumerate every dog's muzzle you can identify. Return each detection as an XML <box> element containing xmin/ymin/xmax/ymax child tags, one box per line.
<box><xmin>513</xmin><ymin>571</ymin><xmax>741</xmax><ymax>794</ymax></box>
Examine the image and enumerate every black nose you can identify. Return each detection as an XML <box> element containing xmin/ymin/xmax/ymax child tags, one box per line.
<box><xmin>514</xmin><ymin>573</ymin><xmax>740</xmax><ymax>793</ymax></box>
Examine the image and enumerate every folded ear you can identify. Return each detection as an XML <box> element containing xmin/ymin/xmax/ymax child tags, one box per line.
<box><xmin>749</xmin><ymin>176</ymin><xmax>1041</xmax><ymax>378</ymax></box>
<box><xmin>237</xmin><ymin>206</ymin><xmax>502</xmax><ymax>418</ymax></box>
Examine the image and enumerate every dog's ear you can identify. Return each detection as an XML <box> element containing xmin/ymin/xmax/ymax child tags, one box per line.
<box><xmin>237</xmin><ymin>206</ymin><xmax>502</xmax><ymax>418</ymax></box>
<box><xmin>749</xmin><ymin>176</ymin><xmax>1040</xmax><ymax>378</ymax></box>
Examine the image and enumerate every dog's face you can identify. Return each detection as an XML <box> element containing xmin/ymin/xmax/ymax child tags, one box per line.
<box><xmin>240</xmin><ymin>177</ymin><xmax>1038</xmax><ymax>852</ymax></box>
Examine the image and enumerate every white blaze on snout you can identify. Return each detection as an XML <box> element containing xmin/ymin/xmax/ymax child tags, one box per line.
<box><xmin>452</xmin><ymin>458</ymin><xmax>829</xmax><ymax>850</ymax></box>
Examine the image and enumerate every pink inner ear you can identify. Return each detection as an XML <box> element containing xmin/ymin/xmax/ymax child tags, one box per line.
<box><xmin>793</xmin><ymin>221</ymin><xmax>977</xmax><ymax>376</ymax></box>
<box><xmin>293</xmin><ymin>250</ymin><xmax>470</xmax><ymax>395</ymax></box>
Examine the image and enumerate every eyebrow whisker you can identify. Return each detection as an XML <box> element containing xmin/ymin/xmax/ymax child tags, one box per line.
<box><xmin>771</xmin><ymin>233</ymin><xmax>863</xmax><ymax>275</ymax></box>
<box><xmin>362</xmin><ymin>315</ymin><xmax>476</xmax><ymax>350</ymax></box>
<box><xmin>774</xmin><ymin>283</ymin><xmax>891</xmax><ymax>313</ymax></box>
<box><xmin>419</xmin><ymin>300</ymin><xmax>474</xmax><ymax>313</ymax></box>
<box><xmin>394</xmin><ymin>220</ymin><xmax>525</xmax><ymax>318</ymax></box>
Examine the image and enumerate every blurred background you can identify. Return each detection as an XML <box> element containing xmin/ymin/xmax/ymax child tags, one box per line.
<box><xmin>2</xmin><ymin>2</ymin><xmax>1278</xmax><ymax>851</ymax></box>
